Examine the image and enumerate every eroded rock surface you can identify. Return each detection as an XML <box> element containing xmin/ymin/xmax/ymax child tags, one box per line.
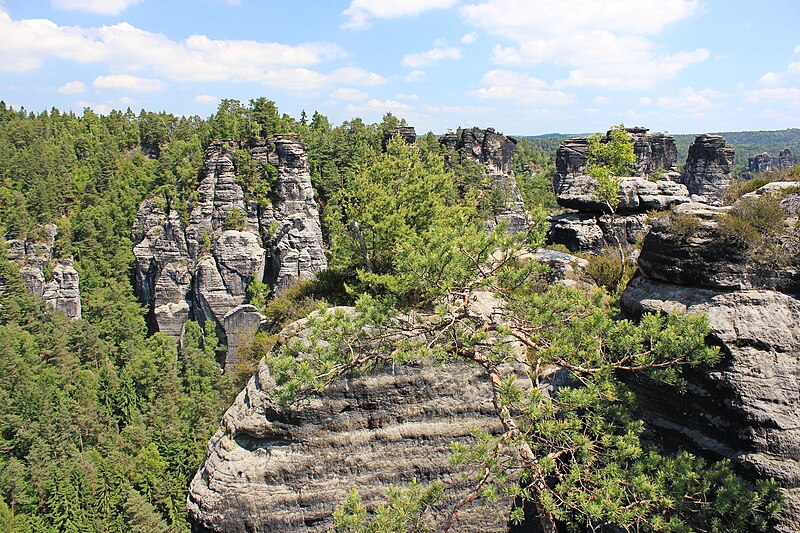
<box><xmin>621</xmin><ymin>211</ymin><xmax>800</xmax><ymax>532</ymax></box>
<box><xmin>549</xmin><ymin>129</ymin><xmax>686</xmax><ymax>253</ymax></box>
<box><xmin>6</xmin><ymin>224</ymin><xmax>81</xmax><ymax>319</ymax></box>
<box><xmin>441</xmin><ymin>127</ymin><xmax>530</xmax><ymax>235</ymax></box>
<box><xmin>132</xmin><ymin>138</ymin><xmax>326</xmax><ymax>364</ymax></box>
<box><xmin>676</xmin><ymin>134</ymin><xmax>734</xmax><ymax>205</ymax></box>
<box><xmin>187</xmin><ymin>298</ymin><xmax>533</xmax><ymax>532</ymax></box>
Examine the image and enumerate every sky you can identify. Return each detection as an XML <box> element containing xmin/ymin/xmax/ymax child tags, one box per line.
<box><xmin>1</xmin><ymin>0</ymin><xmax>799</xmax><ymax>135</ymax></box>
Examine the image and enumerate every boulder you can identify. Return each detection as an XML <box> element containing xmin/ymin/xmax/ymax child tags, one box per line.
<box><xmin>556</xmin><ymin>176</ymin><xmax>690</xmax><ymax>214</ymax></box>
<box><xmin>547</xmin><ymin>212</ymin><xmax>649</xmax><ymax>254</ymax></box>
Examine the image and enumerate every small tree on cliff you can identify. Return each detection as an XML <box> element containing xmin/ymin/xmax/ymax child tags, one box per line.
<box><xmin>586</xmin><ymin>125</ymin><xmax>636</xmax><ymax>291</ymax></box>
<box><xmin>262</xmin><ymin>208</ymin><xmax>781</xmax><ymax>532</ymax></box>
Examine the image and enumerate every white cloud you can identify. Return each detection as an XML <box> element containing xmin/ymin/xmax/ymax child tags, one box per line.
<box><xmin>795</xmin><ymin>44</ymin><xmax>800</xmax><ymax>55</ymax></box>
<box><xmin>744</xmin><ymin>87</ymin><xmax>800</xmax><ymax>107</ymax></box>
<box><xmin>461</xmin><ymin>0</ymin><xmax>705</xmax><ymax>90</ymax></box>
<box><xmin>404</xmin><ymin>69</ymin><xmax>427</xmax><ymax>82</ymax></box>
<box><xmin>461</xmin><ymin>0</ymin><xmax>700</xmax><ymax>40</ymax></box>
<box><xmin>472</xmin><ymin>69</ymin><xmax>576</xmax><ymax>105</ymax></box>
<box><xmin>193</xmin><ymin>94</ymin><xmax>219</xmax><ymax>105</ymax></box>
<box><xmin>94</xmin><ymin>74</ymin><xmax>166</xmax><ymax>91</ymax></box>
<box><xmin>52</xmin><ymin>0</ymin><xmax>142</xmax><ymax>15</ymax></box>
<box><xmin>0</xmin><ymin>11</ymin><xmax>385</xmax><ymax>92</ymax></box>
<box><xmin>593</xmin><ymin>96</ymin><xmax>609</xmax><ymax>105</ymax></box>
<box><xmin>402</xmin><ymin>46</ymin><xmax>461</xmax><ymax>68</ymax></box>
<box><xmin>345</xmin><ymin>98</ymin><xmax>413</xmax><ymax>116</ymax></box>
<box><xmin>331</xmin><ymin>87</ymin><xmax>369</xmax><ymax>101</ymax></box>
<box><xmin>657</xmin><ymin>87</ymin><xmax>720</xmax><ymax>110</ymax></box>
<box><xmin>639</xmin><ymin>97</ymin><xmax>652</xmax><ymax>106</ymax></box>
<box><xmin>395</xmin><ymin>93</ymin><xmax>418</xmax><ymax>100</ymax></box>
<box><xmin>342</xmin><ymin>0</ymin><xmax>458</xmax><ymax>29</ymax></box>
<box><xmin>461</xmin><ymin>32</ymin><xmax>478</xmax><ymax>44</ymax></box>
<box><xmin>57</xmin><ymin>80</ymin><xmax>86</xmax><ymax>94</ymax></box>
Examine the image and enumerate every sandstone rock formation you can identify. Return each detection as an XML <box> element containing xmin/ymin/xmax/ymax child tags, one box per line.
<box><xmin>5</xmin><ymin>224</ymin><xmax>81</xmax><ymax>319</ymax></box>
<box><xmin>440</xmin><ymin>127</ymin><xmax>530</xmax><ymax>235</ymax></box>
<box><xmin>132</xmin><ymin>138</ymin><xmax>326</xmax><ymax>365</ymax></box>
<box><xmin>748</xmin><ymin>148</ymin><xmax>795</xmax><ymax>174</ymax></box>
<box><xmin>188</xmin><ymin>297</ymin><xmax>535</xmax><ymax>532</ymax></box>
<box><xmin>554</xmin><ymin>127</ymin><xmax>678</xmax><ymax>185</ymax></box>
<box><xmin>549</xmin><ymin>129</ymin><xmax>687</xmax><ymax>253</ymax></box>
<box><xmin>676</xmin><ymin>134</ymin><xmax>734</xmax><ymax>205</ymax></box>
<box><xmin>382</xmin><ymin>126</ymin><xmax>416</xmax><ymax>150</ymax></box>
<box><xmin>621</xmin><ymin>205</ymin><xmax>800</xmax><ymax>532</ymax></box>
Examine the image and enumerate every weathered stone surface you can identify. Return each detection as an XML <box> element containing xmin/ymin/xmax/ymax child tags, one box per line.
<box><xmin>554</xmin><ymin>137</ymin><xmax>590</xmax><ymax>180</ymax></box>
<box><xmin>554</xmin><ymin>128</ymin><xmax>678</xmax><ymax>185</ymax></box>
<box><xmin>441</xmin><ymin>127</ymin><xmax>530</xmax><ymax>236</ymax></box>
<box><xmin>636</xmin><ymin>221</ymin><xmax>799</xmax><ymax>293</ymax></box>
<box><xmin>42</xmin><ymin>259</ymin><xmax>82</xmax><ymax>319</ymax></box>
<box><xmin>676</xmin><ymin>134</ymin><xmax>734</xmax><ymax>205</ymax></box>
<box><xmin>222</xmin><ymin>304</ymin><xmax>265</xmax><ymax>372</ymax></box>
<box><xmin>261</xmin><ymin>139</ymin><xmax>327</xmax><ymax>292</ymax></box>
<box><xmin>556</xmin><ymin>176</ymin><xmax>690</xmax><ymax>214</ymax></box>
<box><xmin>621</xmin><ymin>278</ymin><xmax>800</xmax><ymax>533</ymax></box>
<box><xmin>547</xmin><ymin>212</ymin><xmax>649</xmax><ymax>254</ymax></box>
<box><xmin>748</xmin><ymin>149</ymin><xmax>795</xmax><ymax>174</ymax></box>
<box><xmin>5</xmin><ymin>224</ymin><xmax>81</xmax><ymax>319</ymax></box>
<box><xmin>441</xmin><ymin>127</ymin><xmax>517</xmax><ymax>174</ymax></box>
<box><xmin>132</xmin><ymin>138</ymin><xmax>326</xmax><ymax>357</ymax></box>
<box><xmin>621</xmin><ymin>207</ymin><xmax>800</xmax><ymax>531</ymax></box>
<box><xmin>525</xmin><ymin>248</ymin><xmax>592</xmax><ymax>289</ymax></box>
<box><xmin>187</xmin><ymin>298</ymin><xmax>534</xmax><ymax>532</ymax></box>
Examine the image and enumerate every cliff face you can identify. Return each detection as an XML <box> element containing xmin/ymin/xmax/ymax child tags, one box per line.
<box><xmin>6</xmin><ymin>224</ymin><xmax>82</xmax><ymax>319</ymax></box>
<box><xmin>620</xmin><ymin>199</ymin><xmax>800</xmax><ymax>532</ymax></box>
<box><xmin>440</xmin><ymin>127</ymin><xmax>530</xmax><ymax>235</ymax></box>
<box><xmin>748</xmin><ymin>149</ymin><xmax>795</xmax><ymax>174</ymax></box>
<box><xmin>132</xmin><ymin>138</ymin><xmax>326</xmax><ymax>367</ymax></box>
<box><xmin>187</xmin><ymin>297</ymin><xmax>530</xmax><ymax>532</ymax></box>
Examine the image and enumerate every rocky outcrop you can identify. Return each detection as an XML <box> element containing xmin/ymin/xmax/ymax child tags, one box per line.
<box><xmin>382</xmin><ymin>126</ymin><xmax>416</xmax><ymax>150</ymax></box>
<box><xmin>621</xmin><ymin>207</ymin><xmax>800</xmax><ymax>532</ymax></box>
<box><xmin>556</xmin><ymin>176</ymin><xmax>690</xmax><ymax>214</ymax></box>
<box><xmin>132</xmin><ymin>138</ymin><xmax>326</xmax><ymax>365</ymax></box>
<box><xmin>188</xmin><ymin>297</ymin><xmax>535</xmax><ymax>532</ymax></box>
<box><xmin>748</xmin><ymin>149</ymin><xmax>795</xmax><ymax>174</ymax></box>
<box><xmin>554</xmin><ymin>128</ymin><xmax>678</xmax><ymax>184</ymax></box>
<box><xmin>441</xmin><ymin>127</ymin><xmax>517</xmax><ymax>174</ymax></box>
<box><xmin>676</xmin><ymin>134</ymin><xmax>734</xmax><ymax>205</ymax></box>
<box><xmin>6</xmin><ymin>224</ymin><xmax>81</xmax><ymax>319</ymax></box>
<box><xmin>549</xmin><ymin>129</ymin><xmax>686</xmax><ymax>253</ymax></box>
<box><xmin>441</xmin><ymin>127</ymin><xmax>530</xmax><ymax>235</ymax></box>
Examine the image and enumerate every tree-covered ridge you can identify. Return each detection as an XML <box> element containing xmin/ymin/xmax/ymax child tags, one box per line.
<box><xmin>0</xmin><ymin>99</ymin><xmax>784</xmax><ymax>531</ymax></box>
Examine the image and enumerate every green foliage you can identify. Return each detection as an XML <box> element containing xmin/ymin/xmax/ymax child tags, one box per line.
<box><xmin>717</xmin><ymin>194</ymin><xmax>792</xmax><ymax>264</ymax></box>
<box><xmin>222</xmin><ymin>207</ymin><xmax>248</xmax><ymax>231</ymax></box>
<box><xmin>334</xmin><ymin>481</ymin><xmax>444</xmax><ymax>532</ymax></box>
<box><xmin>586</xmin><ymin>125</ymin><xmax>636</xmax><ymax>212</ymax></box>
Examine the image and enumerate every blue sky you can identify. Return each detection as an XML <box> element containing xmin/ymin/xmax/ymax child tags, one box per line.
<box><xmin>1</xmin><ymin>0</ymin><xmax>799</xmax><ymax>135</ymax></box>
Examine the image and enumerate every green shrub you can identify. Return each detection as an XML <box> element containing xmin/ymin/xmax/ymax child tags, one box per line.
<box><xmin>717</xmin><ymin>195</ymin><xmax>790</xmax><ymax>264</ymax></box>
<box><xmin>262</xmin><ymin>278</ymin><xmax>323</xmax><ymax>332</ymax></box>
<box><xmin>222</xmin><ymin>207</ymin><xmax>248</xmax><ymax>231</ymax></box>
<box><xmin>668</xmin><ymin>212</ymin><xmax>702</xmax><ymax>240</ymax></box>
<box><xmin>586</xmin><ymin>252</ymin><xmax>621</xmax><ymax>292</ymax></box>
